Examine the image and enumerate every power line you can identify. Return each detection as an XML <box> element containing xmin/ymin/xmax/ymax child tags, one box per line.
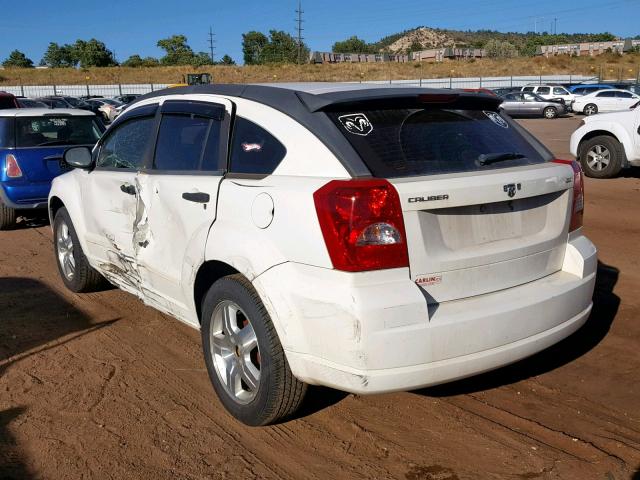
<box><xmin>295</xmin><ymin>0</ymin><xmax>304</xmax><ymax>64</ymax></box>
<box><xmin>208</xmin><ymin>26</ymin><xmax>216</xmax><ymax>63</ymax></box>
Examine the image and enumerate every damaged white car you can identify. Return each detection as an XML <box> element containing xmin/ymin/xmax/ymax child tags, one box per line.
<box><xmin>49</xmin><ymin>83</ymin><xmax>597</xmax><ymax>426</ymax></box>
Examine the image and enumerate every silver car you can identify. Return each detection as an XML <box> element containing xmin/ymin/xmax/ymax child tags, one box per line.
<box><xmin>499</xmin><ymin>92</ymin><xmax>567</xmax><ymax>119</ymax></box>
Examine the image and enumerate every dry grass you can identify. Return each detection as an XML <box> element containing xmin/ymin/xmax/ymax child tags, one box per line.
<box><xmin>1</xmin><ymin>53</ymin><xmax>639</xmax><ymax>86</ymax></box>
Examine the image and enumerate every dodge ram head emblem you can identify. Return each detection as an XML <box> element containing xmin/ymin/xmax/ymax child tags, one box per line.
<box><xmin>503</xmin><ymin>183</ymin><xmax>522</xmax><ymax>198</ymax></box>
<box><xmin>338</xmin><ymin>113</ymin><xmax>373</xmax><ymax>136</ymax></box>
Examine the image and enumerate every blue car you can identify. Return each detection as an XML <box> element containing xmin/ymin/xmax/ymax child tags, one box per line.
<box><xmin>568</xmin><ymin>84</ymin><xmax>615</xmax><ymax>96</ymax></box>
<box><xmin>0</xmin><ymin>108</ymin><xmax>104</xmax><ymax>229</ymax></box>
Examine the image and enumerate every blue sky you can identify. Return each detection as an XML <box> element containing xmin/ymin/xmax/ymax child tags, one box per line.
<box><xmin>1</xmin><ymin>0</ymin><xmax>638</xmax><ymax>64</ymax></box>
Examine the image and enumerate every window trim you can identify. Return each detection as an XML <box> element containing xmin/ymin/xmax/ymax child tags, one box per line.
<box><xmin>147</xmin><ymin>101</ymin><xmax>231</xmax><ymax>175</ymax></box>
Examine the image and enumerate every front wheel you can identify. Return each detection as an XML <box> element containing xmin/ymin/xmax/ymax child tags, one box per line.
<box><xmin>201</xmin><ymin>274</ymin><xmax>307</xmax><ymax>426</ymax></box>
<box><xmin>53</xmin><ymin>207</ymin><xmax>108</xmax><ymax>292</ymax></box>
<box><xmin>579</xmin><ymin>135</ymin><xmax>624</xmax><ymax>178</ymax></box>
<box><xmin>543</xmin><ymin>106</ymin><xmax>558</xmax><ymax>119</ymax></box>
<box><xmin>584</xmin><ymin>103</ymin><xmax>598</xmax><ymax>116</ymax></box>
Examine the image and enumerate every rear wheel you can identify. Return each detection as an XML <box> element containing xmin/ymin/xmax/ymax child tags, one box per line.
<box><xmin>579</xmin><ymin>135</ymin><xmax>624</xmax><ymax>178</ymax></box>
<box><xmin>201</xmin><ymin>274</ymin><xmax>306</xmax><ymax>426</ymax></box>
<box><xmin>543</xmin><ymin>106</ymin><xmax>558</xmax><ymax>119</ymax></box>
<box><xmin>0</xmin><ymin>199</ymin><xmax>17</xmax><ymax>230</ymax></box>
<box><xmin>584</xmin><ymin>103</ymin><xmax>598</xmax><ymax>116</ymax></box>
<box><xmin>53</xmin><ymin>207</ymin><xmax>108</xmax><ymax>292</ymax></box>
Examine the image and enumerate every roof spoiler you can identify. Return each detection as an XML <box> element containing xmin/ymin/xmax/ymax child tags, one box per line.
<box><xmin>296</xmin><ymin>88</ymin><xmax>502</xmax><ymax>113</ymax></box>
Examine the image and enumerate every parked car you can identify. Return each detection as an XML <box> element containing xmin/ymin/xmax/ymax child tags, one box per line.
<box><xmin>568</xmin><ymin>84</ymin><xmax>615</xmax><ymax>96</ymax></box>
<box><xmin>499</xmin><ymin>92</ymin><xmax>567</xmax><ymax>118</ymax></box>
<box><xmin>0</xmin><ymin>92</ymin><xmax>20</xmax><ymax>110</ymax></box>
<box><xmin>79</xmin><ymin>95</ymin><xmax>104</xmax><ymax>100</ymax></box>
<box><xmin>84</xmin><ymin>98</ymin><xmax>123</xmax><ymax>122</ymax></box>
<box><xmin>50</xmin><ymin>84</ymin><xmax>596</xmax><ymax>426</ymax></box>
<box><xmin>570</xmin><ymin>100</ymin><xmax>640</xmax><ymax>178</ymax></box>
<box><xmin>17</xmin><ymin>98</ymin><xmax>49</xmax><ymax>108</ymax></box>
<box><xmin>572</xmin><ymin>89</ymin><xmax>640</xmax><ymax>116</ymax></box>
<box><xmin>521</xmin><ymin>84</ymin><xmax>576</xmax><ymax>110</ymax></box>
<box><xmin>37</xmin><ymin>97</ymin><xmax>73</xmax><ymax>109</ymax></box>
<box><xmin>491</xmin><ymin>86</ymin><xmax>524</xmax><ymax>96</ymax></box>
<box><xmin>0</xmin><ymin>109</ymin><xmax>104</xmax><ymax>229</ymax></box>
<box><xmin>113</xmin><ymin>94</ymin><xmax>140</xmax><ymax>105</ymax></box>
<box><xmin>611</xmin><ymin>83</ymin><xmax>640</xmax><ymax>95</ymax></box>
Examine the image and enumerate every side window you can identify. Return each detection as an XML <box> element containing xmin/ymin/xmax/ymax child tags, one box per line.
<box><xmin>553</xmin><ymin>87</ymin><xmax>566</xmax><ymax>95</ymax></box>
<box><xmin>537</xmin><ymin>87</ymin><xmax>551</xmax><ymax>95</ymax></box>
<box><xmin>522</xmin><ymin>87</ymin><xmax>534</xmax><ymax>92</ymax></box>
<box><xmin>597</xmin><ymin>91</ymin><xmax>616</xmax><ymax>97</ymax></box>
<box><xmin>153</xmin><ymin>114</ymin><xmax>221</xmax><ymax>171</ymax></box>
<box><xmin>229</xmin><ymin>117</ymin><xmax>286</xmax><ymax>175</ymax></box>
<box><xmin>96</xmin><ymin>116</ymin><xmax>155</xmax><ymax>170</ymax></box>
<box><xmin>616</xmin><ymin>91</ymin><xmax>633</xmax><ymax>98</ymax></box>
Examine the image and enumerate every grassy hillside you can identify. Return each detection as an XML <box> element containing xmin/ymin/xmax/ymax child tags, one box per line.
<box><xmin>1</xmin><ymin>53</ymin><xmax>639</xmax><ymax>86</ymax></box>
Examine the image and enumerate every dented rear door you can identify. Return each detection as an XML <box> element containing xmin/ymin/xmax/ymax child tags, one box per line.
<box><xmin>134</xmin><ymin>96</ymin><xmax>233</xmax><ymax>323</ymax></box>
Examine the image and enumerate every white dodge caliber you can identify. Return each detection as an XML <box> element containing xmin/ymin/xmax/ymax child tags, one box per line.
<box><xmin>49</xmin><ymin>83</ymin><xmax>597</xmax><ymax>426</ymax></box>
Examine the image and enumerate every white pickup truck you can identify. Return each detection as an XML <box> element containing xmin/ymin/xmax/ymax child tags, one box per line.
<box><xmin>570</xmin><ymin>102</ymin><xmax>640</xmax><ymax>178</ymax></box>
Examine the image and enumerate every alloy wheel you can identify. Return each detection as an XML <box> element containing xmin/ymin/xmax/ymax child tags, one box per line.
<box><xmin>586</xmin><ymin>144</ymin><xmax>611</xmax><ymax>171</ymax></box>
<box><xmin>210</xmin><ymin>300</ymin><xmax>261</xmax><ymax>404</ymax></box>
<box><xmin>56</xmin><ymin>221</ymin><xmax>76</xmax><ymax>281</ymax></box>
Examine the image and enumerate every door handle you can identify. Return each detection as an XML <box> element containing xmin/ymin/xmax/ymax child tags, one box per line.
<box><xmin>182</xmin><ymin>192</ymin><xmax>210</xmax><ymax>203</ymax></box>
<box><xmin>120</xmin><ymin>183</ymin><xmax>136</xmax><ymax>195</ymax></box>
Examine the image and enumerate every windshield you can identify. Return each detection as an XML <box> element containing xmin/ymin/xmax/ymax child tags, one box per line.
<box><xmin>16</xmin><ymin>116</ymin><xmax>103</xmax><ymax>147</ymax></box>
<box><xmin>327</xmin><ymin>108</ymin><xmax>551</xmax><ymax>178</ymax></box>
<box><xmin>64</xmin><ymin>97</ymin><xmax>81</xmax><ymax>107</ymax></box>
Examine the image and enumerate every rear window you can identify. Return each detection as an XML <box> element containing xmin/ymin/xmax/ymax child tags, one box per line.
<box><xmin>16</xmin><ymin>116</ymin><xmax>102</xmax><ymax>147</ymax></box>
<box><xmin>327</xmin><ymin>109</ymin><xmax>551</xmax><ymax>178</ymax></box>
<box><xmin>0</xmin><ymin>118</ymin><xmax>14</xmax><ymax>148</ymax></box>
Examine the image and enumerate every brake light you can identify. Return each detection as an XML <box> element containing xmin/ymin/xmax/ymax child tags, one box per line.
<box><xmin>313</xmin><ymin>179</ymin><xmax>409</xmax><ymax>272</ymax></box>
<box><xmin>5</xmin><ymin>154</ymin><xmax>22</xmax><ymax>178</ymax></box>
<box><xmin>553</xmin><ymin>159</ymin><xmax>584</xmax><ymax>231</ymax></box>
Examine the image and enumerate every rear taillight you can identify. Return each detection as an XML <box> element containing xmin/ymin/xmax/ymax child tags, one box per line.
<box><xmin>313</xmin><ymin>179</ymin><xmax>409</xmax><ymax>272</ymax></box>
<box><xmin>5</xmin><ymin>154</ymin><xmax>22</xmax><ymax>178</ymax></box>
<box><xmin>553</xmin><ymin>159</ymin><xmax>584</xmax><ymax>231</ymax></box>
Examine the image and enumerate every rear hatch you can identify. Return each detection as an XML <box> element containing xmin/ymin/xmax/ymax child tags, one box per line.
<box><xmin>11</xmin><ymin>114</ymin><xmax>103</xmax><ymax>182</ymax></box>
<box><xmin>326</xmin><ymin>103</ymin><xmax>574</xmax><ymax>303</ymax></box>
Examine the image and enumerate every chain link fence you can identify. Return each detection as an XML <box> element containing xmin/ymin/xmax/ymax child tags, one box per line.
<box><xmin>0</xmin><ymin>74</ymin><xmax>621</xmax><ymax>98</ymax></box>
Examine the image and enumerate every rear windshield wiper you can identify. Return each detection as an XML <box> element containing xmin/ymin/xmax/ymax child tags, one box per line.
<box><xmin>478</xmin><ymin>152</ymin><xmax>526</xmax><ymax>166</ymax></box>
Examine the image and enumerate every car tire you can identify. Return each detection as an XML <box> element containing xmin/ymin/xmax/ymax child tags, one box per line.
<box><xmin>543</xmin><ymin>106</ymin><xmax>558</xmax><ymax>119</ymax></box>
<box><xmin>584</xmin><ymin>104</ymin><xmax>598</xmax><ymax>116</ymax></box>
<box><xmin>53</xmin><ymin>207</ymin><xmax>108</xmax><ymax>292</ymax></box>
<box><xmin>201</xmin><ymin>274</ymin><xmax>307</xmax><ymax>426</ymax></box>
<box><xmin>579</xmin><ymin>135</ymin><xmax>624</xmax><ymax>178</ymax></box>
<box><xmin>0</xmin><ymin>199</ymin><xmax>17</xmax><ymax>230</ymax></box>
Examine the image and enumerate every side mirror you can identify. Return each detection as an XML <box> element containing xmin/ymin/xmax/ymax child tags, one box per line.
<box><xmin>64</xmin><ymin>146</ymin><xmax>93</xmax><ymax>169</ymax></box>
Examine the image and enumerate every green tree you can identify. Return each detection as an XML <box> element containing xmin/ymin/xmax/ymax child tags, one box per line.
<box><xmin>157</xmin><ymin>34</ymin><xmax>197</xmax><ymax>65</ymax></box>
<box><xmin>332</xmin><ymin>36</ymin><xmax>373</xmax><ymax>53</ymax></box>
<box><xmin>407</xmin><ymin>40</ymin><xmax>423</xmax><ymax>55</ymax></box>
<box><xmin>261</xmin><ymin>30</ymin><xmax>306</xmax><ymax>63</ymax></box>
<box><xmin>42</xmin><ymin>42</ymin><xmax>76</xmax><ymax>67</ymax></box>
<box><xmin>484</xmin><ymin>39</ymin><xmax>518</xmax><ymax>58</ymax></box>
<box><xmin>73</xmin><ymin>39</ymin><xmax>117</xmax><ymax>67</ymax></box>
<box><xmin>121</xmin><ymin>54</ymin><xmax>160</xmax><ymax>67</ymax></box>
<box><xmin>2</xmin><ymin>50</ymin><xmax>34</xmax><ymax>68</ymax></box>
<box><xmin>219</xmin><ymin>54</ymin><xmax>235</xmax><ymax>65</ymax></box>
<box><xmin>242</xmin><ymin>31</ymin><xmax>268</xmax><ymax>65</ymax></box>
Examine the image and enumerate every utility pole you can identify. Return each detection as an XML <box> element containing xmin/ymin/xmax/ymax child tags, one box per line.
<box><xmin>554</xmin><ymin>18</ymin><xmax>558</xmax><ymax>35</ymax></box>
<box><xmin>295</xmin><ymin>0</ymin><xmax>304</xmax><ymax>64</ymax></box>
<box><xmin>208</xmin><ymin>26</ymin><xmax>216</xmax><ymax>64</ymax></box>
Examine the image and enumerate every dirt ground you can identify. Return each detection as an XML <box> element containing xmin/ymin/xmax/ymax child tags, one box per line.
<box><xmin>1</xmin><ymin>116</ymin><xmax>640</xmax><ymax>480</ymax></box>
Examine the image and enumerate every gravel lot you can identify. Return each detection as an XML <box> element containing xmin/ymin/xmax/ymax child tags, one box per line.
<box><xmin>1</xmin><ymin>116</ymin><xmax>639</xmax><ymax>480</ymax></box>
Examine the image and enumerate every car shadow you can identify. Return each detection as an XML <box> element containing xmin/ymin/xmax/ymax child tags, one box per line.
<box><xmin>620</xmin><ymin>166</ymin><xmax>640</xmax><ymax>179</ymax></box>
<box><xmin>0</xmin><ymin>277</ymin><xmax>118</xmax><ymax>478</ymax></box>
<box><xmin>632</xmin><ymin>467</ymin><xmax>640</xmax><ymax>480</ymax></box>
<box><xmin>413</xmin><ymin>260</ymin><xmax>619</xmax><ymax>398</ymax></box>
<box><xmin>12</xmin><ymin>210</ymin><xmax>50</xmax><ymax>230</ymax></box>
<box><xmin>289</xmin><ymin>386</ymin><xmax>350</xmax><ymax>422</ymax></box>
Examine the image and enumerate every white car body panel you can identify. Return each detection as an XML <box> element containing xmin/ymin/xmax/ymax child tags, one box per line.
<box><xmin>49</xmin><ymin>85</ymin><xmax>598</xmax><ymax>394</ymax></box>
<box><xmin>570</xmin><ymin>107</ymin><xmax>640</xmax><ymax>166</ymax></box>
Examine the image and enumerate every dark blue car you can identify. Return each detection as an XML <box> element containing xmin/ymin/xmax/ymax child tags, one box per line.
<box><xmin>0</xmin><ymin>108</ymin><xmax>104</xmax><ymax>229</ymax></box>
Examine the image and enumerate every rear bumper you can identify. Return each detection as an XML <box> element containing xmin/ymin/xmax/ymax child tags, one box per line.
<box><xmin>254</xmin><ymin>233</ymin><xmax>597</xmax><ymax>394</ymax></box>
<box><xmin>0</xmin><ymin>182</ymin><xmax>50</xmax><ymax>210</ymax></box>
